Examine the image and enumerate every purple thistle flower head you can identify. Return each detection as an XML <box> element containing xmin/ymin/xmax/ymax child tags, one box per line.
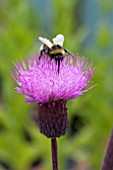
<box><xmin>11</xmin><ymin>53</ymin><xmax>95</xmax><ymax>138</ymax></box>
<box><xmin>11</xmin><ymin>54</ymin><xmax>95</xmax><ymax>104</ymax></box>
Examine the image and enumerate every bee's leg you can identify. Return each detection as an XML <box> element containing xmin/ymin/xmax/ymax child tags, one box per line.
<box><xmin>55</xmin><ymin>59</ymin><xmax>60</xmax><ymax>74</ymax></box>
<box><xmin>38</xmin><ymin>49</ymin><xmax>45</xmax><ymax>60</ymax></box>
<box><xmin>63</xmin><ymin>48</ymin><xmax>74</xmax><ymax>58</ymax></box>
<box><xmin>57</xmin><ymin>59</ymin><xmax>60</xmax><ymax>74</ymax></box>
<box><xmin>64</xmin><ymin>49</ymin><xmax>71</xmax><ymax>55</ymax></box>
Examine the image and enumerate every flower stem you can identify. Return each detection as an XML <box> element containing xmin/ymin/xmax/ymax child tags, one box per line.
<box><xmin>101</xmin><ymin>128</ymin><xmax>113</xmax><ymax>170</ymax></box>
<box><xmin>51</xmin><ymin>138</ymin><xmax>58</xmax><ymax>170</ymax></box>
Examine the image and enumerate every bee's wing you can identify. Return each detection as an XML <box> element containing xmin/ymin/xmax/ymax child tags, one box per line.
<box><xmin>52</xmin><ymin>34</ymin><xmax>64</xmax><ymax>47</ymax></box>
<box><xmin>39</xmin><ymin>44</ymin><xmax>44</xmax><ymax>52</ymax></box>
<box><xmin>39</xmin><ymin>36</ymin><xmax>53</xmax><ymax>48</ymax></box>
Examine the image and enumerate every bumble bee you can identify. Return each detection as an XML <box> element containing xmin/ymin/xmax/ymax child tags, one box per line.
<box><xmin>38</xmin><ymin>34</ymin><xmax>72</xmax><ymax>73</ymax></box>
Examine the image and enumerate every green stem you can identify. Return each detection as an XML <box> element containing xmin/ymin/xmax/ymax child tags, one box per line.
<box><xmin>51</xmin><ymin>138</ymin><xmax>58</xmax><ymax>170</ymax></box>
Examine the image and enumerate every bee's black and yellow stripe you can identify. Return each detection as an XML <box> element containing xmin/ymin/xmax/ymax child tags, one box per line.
<box><xmin>50</xmin><ymin>49</ymin><xmax>65</xmax><ymax>55</ymax></box>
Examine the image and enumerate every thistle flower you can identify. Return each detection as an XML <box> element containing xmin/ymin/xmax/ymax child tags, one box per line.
<box><xmin>11</xmin><ymin>54</ymin><xmax>95</xmax><ymax>138</ymax></box>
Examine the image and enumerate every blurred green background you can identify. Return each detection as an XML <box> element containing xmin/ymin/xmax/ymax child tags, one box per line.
<box><xmin>0</xmin><ymin>0</ymin><xmax>113</xmax><ymax>169</ymax></box>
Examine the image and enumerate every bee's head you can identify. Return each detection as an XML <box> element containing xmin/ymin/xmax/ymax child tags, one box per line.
<box><xmin>51</xmin><ymin>44</ymin><xmax>62</xmax><ymax>50</ymax></box>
